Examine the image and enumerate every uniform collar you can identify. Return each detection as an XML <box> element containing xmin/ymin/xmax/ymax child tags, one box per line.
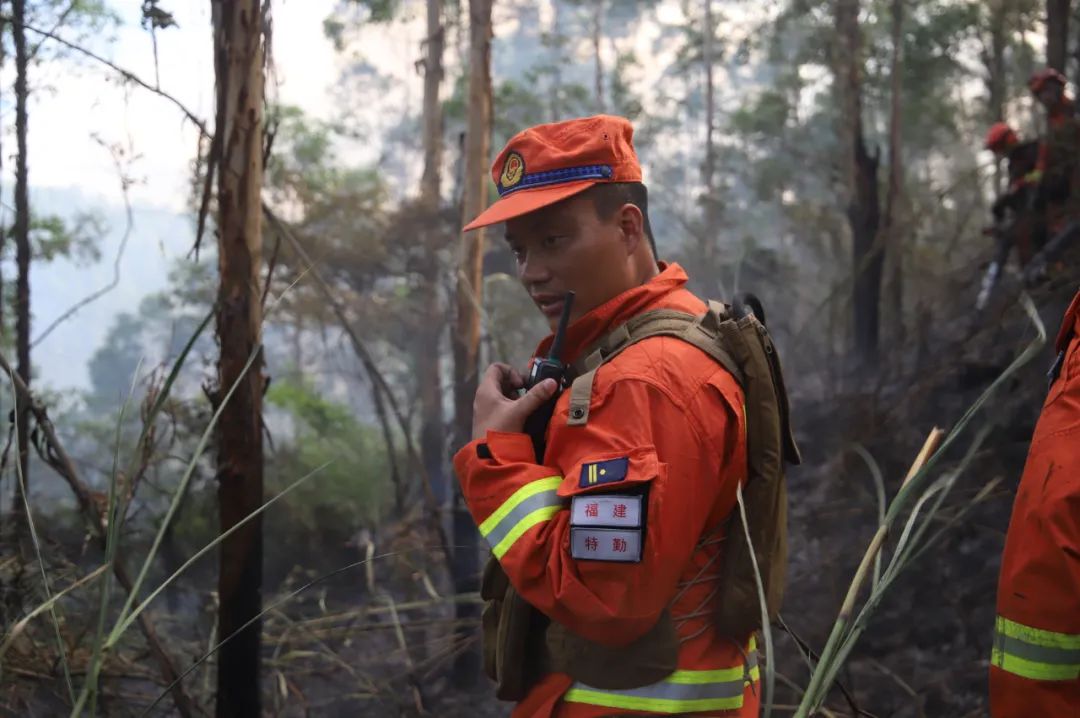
<box><xmin>534</xmin><ymin>262</ymin><xmax>689</xmax><ymax>365</ymax></box>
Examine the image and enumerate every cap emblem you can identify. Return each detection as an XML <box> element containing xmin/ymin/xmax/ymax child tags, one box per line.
<box><xmin>500</xmin><ymin>151</ymin><xmax>525</xmax><ymax>189</ymax></box>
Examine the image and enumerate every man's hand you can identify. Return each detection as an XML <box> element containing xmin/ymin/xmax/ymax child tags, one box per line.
<box><xmin>472</xmin><ymin>363</ymin><xmax>558</xmax><ymax>441</ymax></box>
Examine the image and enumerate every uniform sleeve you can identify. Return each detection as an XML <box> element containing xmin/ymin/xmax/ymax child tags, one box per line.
<box><xmin>453</xmin><ymin>376</ymin><xmax>741</xmax><ymax>647</ymax></box>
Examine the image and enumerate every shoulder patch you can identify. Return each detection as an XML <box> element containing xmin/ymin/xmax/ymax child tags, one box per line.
<box><xmin>579</xmin><ymin>457</ymin><xmax>629</xmax><ymax>488</ymax></box>
<box><xmin>570</xmin><ymin>527</ymin><xmax>642</xmax><ymax>562</ymax></box>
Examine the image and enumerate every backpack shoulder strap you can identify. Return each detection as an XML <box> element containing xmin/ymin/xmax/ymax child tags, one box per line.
<box><xmin>565</xmin><ymin>304</ymin><xmax>744</xmax><ymax>427</ymax></box>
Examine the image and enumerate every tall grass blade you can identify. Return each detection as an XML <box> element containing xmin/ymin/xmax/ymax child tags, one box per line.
<box><xmin>110</xmin><ymin>461</ymin><xmax>333</xmax><ymax>642</ymax></box>
<box><xmin>112</xmin><ymin>311</ymin><xmax>214</xmax><ymax>627</ymax></box>
<box><xmin>850</xmin><ymin>443</ymin><xmax>887</xmax><ymax>588</ymax></box>
<box><xmin>7</xmin><ymin>369</ymin><xmax>76</xmax><ymax>704</ymax></box>
<box><xmin>76</xmin><ymin>358</ymin><xmax>143</xmax><ymax>717</ymax></box>
<box><xmin>140</xmin><ymin>550</ymin><xmax>416</xmax><ymax>716</ymax></box>
<box><xmin>113</xmin><ymin>340</ymin><xmax>263</xmax><ymax>640</ymax></box>
<box><xmin>735</xmin><ymin>483</ymin><xmax>774</xmax><ymax>718</ymax></box>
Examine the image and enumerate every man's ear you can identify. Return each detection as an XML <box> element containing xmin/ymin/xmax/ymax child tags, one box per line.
<box><xmin>616</xmin><ymin>203</ymin><xmax>645</xmax><ymax>254</ymax></box>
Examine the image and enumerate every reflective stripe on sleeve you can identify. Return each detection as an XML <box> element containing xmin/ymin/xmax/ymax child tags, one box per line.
<box><xmin>563</xmin><ymin>655</ymin><xmax>760</xmax><ymax>714</ymax></box>
<box><xmin>991</xmin><ymin>615</ymin><xmax>1080</xmax><ymax>681</ymax></box>
<box><xmin>479</xmin><ymin>476</ymin><xmax>565</xmax><ymax>558</ymax></box>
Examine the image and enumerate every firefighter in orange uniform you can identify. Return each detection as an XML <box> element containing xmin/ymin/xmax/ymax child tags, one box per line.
<box><xmin>1028</xmin><ymin>68</ymin><xmax>1079</xmax><ymax>238</ymax></box>
<box><xmin>990</xmin><ymin>288</ymin><xmax>1080</xmax><ymax>715</ymax></box>
<box><xmin>984</xmin><ymin>122</ymin><xmax>1042</xmax><ymax>266</ymax></box>
<box><xmin>453</xmin><ymin>116</ymin><xmax>769</xmax><ymax>717</ymax></box>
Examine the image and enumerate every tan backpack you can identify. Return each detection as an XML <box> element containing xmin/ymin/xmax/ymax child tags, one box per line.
<box><xmin>564</xmin><ymin>296</ymin><xmax>801</xmax><ymax>634</ymax></box>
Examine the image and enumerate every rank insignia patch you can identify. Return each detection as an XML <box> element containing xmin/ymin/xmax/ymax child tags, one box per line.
<box><xmin>499</xmin><ymin>151</ymin><xmax>525</xmax><ymax>189</ymax></box>
<box><xmin>579</xmin><ymin>457</ymin><xmax>629</xmax><ymax>488</ymax></box>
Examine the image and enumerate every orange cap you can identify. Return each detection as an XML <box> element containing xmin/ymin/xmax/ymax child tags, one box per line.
<box><xmin>1029</xmin><ymin>67</ymin><xmax>1067</xmax><ymax>94</ymax></box>
<box><xmin>462</xmin><ymin>115</ymin><xmax>642</xmax><ymax>232</ymax></box>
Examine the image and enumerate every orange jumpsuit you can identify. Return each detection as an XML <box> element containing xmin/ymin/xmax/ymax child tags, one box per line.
<box><xmin>991</xmin><ymin>289</ymin><xmax>1080</xmax><ymax>716</ymax></box>
<box><xmin>1034</xmin><ymin>98</ymin><xmax>1079</xmax><ymax>235</ymax></box>
<box><xmin>454</xmin><ymin>263</ymin><xmax>759</xmax><ymax>717</ymax></box>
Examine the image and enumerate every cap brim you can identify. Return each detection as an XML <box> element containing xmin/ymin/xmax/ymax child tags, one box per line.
<box><xmin>462</xmin><ymin>179</ymin><xmax>599</xmax><ymax>232</ymax></box>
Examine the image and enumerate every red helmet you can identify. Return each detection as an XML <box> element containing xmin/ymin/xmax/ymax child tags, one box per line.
<box><xmin>984</xmin><ymin>122</ymin><xmax>1017</xmax><ymax>151</ymax></box>
<box><xmin>1029</xmin><ymin>67</ymin><xmax>1067</xmax><ymax>94</ymax></box>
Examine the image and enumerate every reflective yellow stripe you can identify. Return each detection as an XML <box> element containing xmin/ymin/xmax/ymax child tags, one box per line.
<box><xmin>996</xmin><ymin>616</ymin><xmax>1080</xmax><ymax>650</ymax></box>
<box><xmin>479</xmin><ymin>476</ymin><xmax>562</xmax><ymax>535</ymax></box>
<box><xmin>666</xmin><ymin>666</ymin><xmax>746</xmax><ymax>684</ymax></box>
<box><xmin>479</xmin><ymin>476</ymin><xmax>564</xmax><ymax>559</ymax></box>
<box><xmin>991</xmin><ymin>615</ymin><xmax>1080</xmax><ymax>681</ymax></box>
<box><xmin>562</xmin><ymin>689</ymin><xmax>743</xmax><ymax>713</ymax></box>
<box><xmin>992</xmin><ymin>650</ymin><xmax>1080</xmax><ymax>681</ymax></box>
<box><xmin>490</xmin><ymin>506</ymin><xmax>562</xmax><ymax>558</ymax></box>
<box><xmin>564</xmin><ymin>663</ymin><xmax>758</xmax><ymax>714</ymax></box>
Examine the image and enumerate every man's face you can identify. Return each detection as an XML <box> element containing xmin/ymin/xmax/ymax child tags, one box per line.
<box><xmin>1038</xmin><ymin>82</ymin><xmax>1064</xmax><ymax>108</ymax></box>
<box><xmin>505</xmin><ymin>193</ymin><xmax>636</xmax><ymax>331</ymax></box>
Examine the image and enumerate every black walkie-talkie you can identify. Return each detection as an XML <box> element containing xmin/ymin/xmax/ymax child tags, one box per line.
<box><xmin>522</xmin><ymin>291</ymin><xmax>575</xmax><ymax>462</ymax></box>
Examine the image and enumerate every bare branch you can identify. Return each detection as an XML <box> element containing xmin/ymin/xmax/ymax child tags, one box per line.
<box><xmin>5</xmin><ymin>16</ymin><xmax>210</xmax><ymax>136</ymax></box>
<box><xmin>32</xmin><ymin>136</ymin><xmax>135</xmax><ymax>348</ymax></box>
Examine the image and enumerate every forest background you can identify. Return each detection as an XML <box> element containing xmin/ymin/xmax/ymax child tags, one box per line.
<box><xmin>0</xmin><ymin>0</ymin><xmax>1078</xmax><ymax>716</ymax></box>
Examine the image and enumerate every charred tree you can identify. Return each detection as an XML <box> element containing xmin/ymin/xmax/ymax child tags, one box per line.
<box><xmin>1047</xmin><ymin>0</ymin><xmax>1071</xmax><ymax>71</ymax></box>
<box><xmin>210</xmin><ymin>1</ymin><xmax>268</xmax><ymax>715</ymax></box>
<box><xmin>700</xmin><ymin>0</ymin><xmax>721</xmax><ymax>288</ymax></box>
<box><xmin>835</xmin><ymin>0</ymin><xmax>882</xmax><ymax>365</ymax></box>
<box><xmin>981</xmin><ymin>0</ymin><xmax>1009</xmax><ymax>192</ymax></box>
<box><xmin>983</xmin><ymin>0</ymin><xmax>1008</xmax><ymax>124</ymax></box>
<box><xmin>0</xmin><ymin>6</ymin><xmax>6</xmax><ymax>346</ymax></box>
<box><xmin>418</xmin><ymin>0</ymin><xmax>447</xmax><ymax>507</ymax></box>
<box><xmin>12</xmin><ymin>0</ymin><xmax>30</xmax><ymax>524</ymax></box>
<box><xmin>451</xmin><ymin>0</ymin><xmax>493</xmax><ymax>687</ymax></box>
<box><xmin>883</xmin><ymin>0</ymin><xmax>905</xmax><ymax>343</ymax></box>
<box><xmin>1075</xmin><ymin>1</ymin><xmax>1080</xmax><ymax>86</ymax></box>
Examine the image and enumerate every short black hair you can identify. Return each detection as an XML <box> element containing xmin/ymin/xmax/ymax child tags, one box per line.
<box><xmin>584</xmin><ymin>182</ymin><xmax>657</xmax><ymax>257</ymax></box>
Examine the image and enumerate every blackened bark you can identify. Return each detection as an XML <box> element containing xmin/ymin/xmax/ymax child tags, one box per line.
<box><xmin>852</xmin><ymin>136</ymin><xmax>882</xmax><ymax>364</ymax></box>
<box><xmin>835</xmin><ymin>0</ymin><xmax>882</xmax><ymax>365</ymax></box>
<box><xmin>419</xmin><ymin>0</ymin><xmax>447</xmax><ymax>512</ymax></box>
<box><xmin>1047</xmin><ymin>0</ymin><xmax>1071</xmax><ymax>71</ymax></box>
<box><xmin>13</xmin><ymin>0</ymin><xmax>30</xmax><ymax>521</ymax></box>
<box><xmin>211</xmin><ymin>1</ymin><xmax>267</xmax><ymax>715</ymax></box>
<box><xmin>883</xmin><ymin>0</ymin><xmax>904</xmax><ymax>343</ymax></box>
<box><xmin>451</xmin><ymin>0</ymin><xmax>492</xmax><ymax>687</ymax></box>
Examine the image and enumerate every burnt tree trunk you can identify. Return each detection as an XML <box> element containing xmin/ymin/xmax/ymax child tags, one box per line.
<box><xmin>211</xmin><ymin>1</ymin><xmax>267</xmax><ymax>715</ymax></box>
<box><xmin>12</xmin><ymin>0</ymin><xmax>30</xmax><ymax>524</ymax></box>
<box><xmin>451</xmin><ymin>0</ymin><xmax>493</xmax><ymax>687</ymax></box>
<box><xmin>851</xmin><ymin>141</ymin><xmax>882</xmax><ymax>365</ymax></box>
<box><xmin>419</xmin><ymin>0</ymin><xmax>447</xmax><ymax>510</ymax></box>
<box><xmin>1047</xmin><ymin>0</ymin><xmax>1071</xmax><ymax>71</ymax></box>
<box><xmin>982</xmin><ymin>0</ymin><xmax>1009</xmax><ymax>192</ymax></box>
<box><xmin>701</xmin><ymin>0</ymin><xmax>721</xmax><ymax>287</ymax></box>
<box><xmin>883</xmin><ymin>0</ymin><xmax>905</xmax><ymax>343</ymax></box>
<box><xmin>984</xmin><ymin>0</ymin><xmax>1008</xmax><ymax>123</ymax></box>
<box><xmin>0</xmin><ymin>6</ymin><xmax>6</xmax><ymax>346</ymax></box>
<box><xmin>835</xmin><ymin>0</ymin><xmax>882</xmax><ymax>366</ymax></box>
<box><xmin>1074</xmin><ymin>1</ymin><xmax>1080</xmax><ymax>87</ymax></box>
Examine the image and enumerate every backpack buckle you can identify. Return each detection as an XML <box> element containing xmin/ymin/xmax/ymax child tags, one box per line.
<box><xmin>1047</xmin><ymin>349</ymin><xmax>1067</xmax><ymax>393</ymax></box>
